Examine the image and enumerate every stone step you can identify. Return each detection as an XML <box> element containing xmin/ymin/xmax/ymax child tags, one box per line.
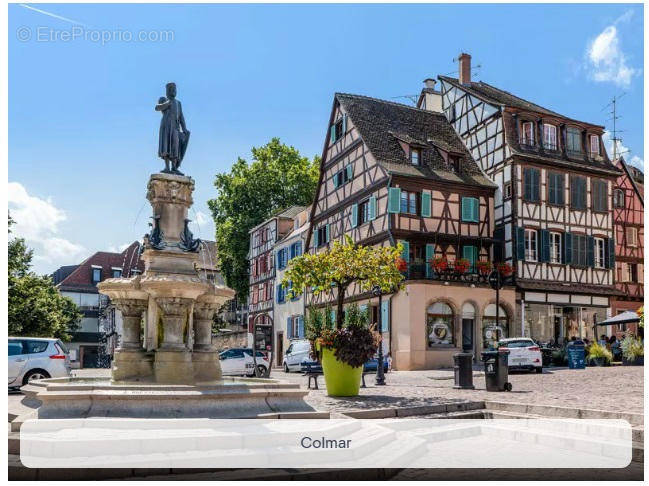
<box><xmin>484</xmin><ymin>400</ymin><xmax>643</xmax><ymax>426</ymax></box>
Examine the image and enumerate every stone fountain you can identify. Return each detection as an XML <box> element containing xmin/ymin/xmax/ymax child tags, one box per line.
<box><xmin>12</xmin><ymin>83</ymin><xmax>313</xmax><ymax>424</ymax></box>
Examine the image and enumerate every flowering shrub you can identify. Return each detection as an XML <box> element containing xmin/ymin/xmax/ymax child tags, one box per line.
<box><xmin>307</xmin><ymin>304</ymin><xmax>379</xmax><ymax>368</ymax></box>
<box><xmin>431</xmin><ymin>256</ymin><xmax>448</xmax><ymax>272</ymax></box>
<box><xmin>496</xmin><ymin>262</ymin><xmax>514</xmax><ymax>277</ymax></box>
<box><xmin>476</xmin><ymin>260</ymin><xmax>493</xmax><ymax>274</ymax></box>
<box><xmin>453</xmin><ymin>258</ymin><xmax>471</xmax><ymax>274</ymax></box>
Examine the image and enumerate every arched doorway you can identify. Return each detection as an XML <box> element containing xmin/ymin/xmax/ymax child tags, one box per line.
<box><xmin>461</xmin><ymin>302</ymin><xmax>477</xmax><ymax>356</ymax></box>
<box><xmin>482</xmin><ymin>304</ymin><xmax>509</xmax><ymax>350</ymax></box>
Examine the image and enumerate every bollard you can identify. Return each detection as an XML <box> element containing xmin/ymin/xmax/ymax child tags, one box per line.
<box><xmin>453</xmin><ymin>352</ymin><xmax>475</xmax><ymax>389</ymax></box>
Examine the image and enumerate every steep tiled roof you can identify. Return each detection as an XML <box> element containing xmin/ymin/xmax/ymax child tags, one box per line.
<box><xmin>335</xmin><ymin>93</ymin><xmax>495</xmax><ymax>189</ymax></box>
<box><xmin>274</xmin><ymin>205</ymin><xmax>309</xmax><ymax>219</ymax></box>
<box><xmin>56</xmin><ymin>242</ymin><xmax>144</xmax><ymax>293</ymax></box>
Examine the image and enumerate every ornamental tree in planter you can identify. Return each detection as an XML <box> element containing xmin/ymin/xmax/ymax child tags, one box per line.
<box><xmin>282</xmin><ymin>236</ymin><xmax>404</xmax><ymax>396</ymax></box>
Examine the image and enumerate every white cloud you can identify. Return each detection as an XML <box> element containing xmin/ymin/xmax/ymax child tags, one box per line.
<box><xmin>107</xmin><ymin>243</ymin><xmax>131</xmax><ymax>253</ymax></box>
<box><xmin>586</xmin><ymin>20</ymin><xmax>638</xmax><ymax>87</ymax></box>
<box><xmin>602</xmin><ymin>131</ymin><xmax>644</xmax><ymax>170</ymax></box>
<box><xmin>8</xmin><ymin>182</ymin><xmax>87</xmax><ymax>272</ymax></box>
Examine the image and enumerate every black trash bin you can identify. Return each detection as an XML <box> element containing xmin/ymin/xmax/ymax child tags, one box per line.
<box><xmin>453</xmin><ymin>352</ymin><xmax>474</xmax><ymax>390</ymax></box>
<box><xmin>480</xmin><ymin>349</ymin><xmax>512</xmax><ymax>392</ymax></box>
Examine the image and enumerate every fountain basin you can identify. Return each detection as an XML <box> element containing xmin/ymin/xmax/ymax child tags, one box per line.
<box><xmin>18</xmin><ymin>376</ymin><xmax>314</xmax><ymax>421</ymax></box>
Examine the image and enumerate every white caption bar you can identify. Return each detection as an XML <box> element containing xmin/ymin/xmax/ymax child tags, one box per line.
<box><xmin>21</xmin><ymin>418</ymin><xmax>632</xmax><ymax>469</ymax></box>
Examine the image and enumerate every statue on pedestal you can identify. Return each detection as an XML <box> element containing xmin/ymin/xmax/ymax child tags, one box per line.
<box><xmin>155</xmin><ymin>82</ymin><xmax>190</xmax><ymax>175</ymax></box>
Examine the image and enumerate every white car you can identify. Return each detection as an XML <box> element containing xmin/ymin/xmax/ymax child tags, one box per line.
<box><xmin>9</xmin><ymin>337</ymin><xmax>72</xmax><ymax>388</ymax></box>
<box><xmin>498</xmin><ymin>338</ymin><xmax>543</xmax><ymax>373</ymax></box>
<box><xmin>219</xmin><ymin>348</ymin><xmax>270</xmax><ymax>377</ymax></box>
<box><xmin>282</xmin><ymin>339</ymin><xmax>311</xmax><ymax>373</ymax></box>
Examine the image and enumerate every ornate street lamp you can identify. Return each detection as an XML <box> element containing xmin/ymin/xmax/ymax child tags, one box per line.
<box><xmin>372</xmin><ymin>285</ymin><xmax>386</xmax><ymax>386</ymax></box>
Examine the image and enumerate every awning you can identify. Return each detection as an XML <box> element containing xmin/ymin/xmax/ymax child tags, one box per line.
<box><xmin>597</xmin><ymin>311</ymin><xmax>640</xmax><ymax>326</ymax></box>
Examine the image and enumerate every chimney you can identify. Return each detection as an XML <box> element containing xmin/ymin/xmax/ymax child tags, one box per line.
<box><xmin>417</xmin><ymin>78</ymin><xmax>442</xmax><ymax>112</ymax></box>
<box><xmin>423</xmin><ymin>78</ymin><xmax>437</xmax><ymax>90</ymax></box>
<box><xmin>458</xmin><ymin>52</ymin><xmax>471</xmax><ymax>85</ymax></box>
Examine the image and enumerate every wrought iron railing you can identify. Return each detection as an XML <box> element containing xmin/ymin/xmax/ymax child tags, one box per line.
<box><xmin>402</xmin><ymin>263</ymin><xmax>514</xmax><ymax>286</ymax></box>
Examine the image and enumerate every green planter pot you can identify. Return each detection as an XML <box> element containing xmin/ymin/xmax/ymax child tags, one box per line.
<box><xmin>320</xmin><ymin>347</ymin><xmax>363</xmax><ymax>397</ymax></box>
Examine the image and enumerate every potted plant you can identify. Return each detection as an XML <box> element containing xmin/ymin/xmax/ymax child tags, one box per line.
<box><xmin>453</xmin><ymin>258</ymin><xmax>471</xmax><ymax>275</ymax></box>
<box><xmin>395</xmin><ymin>256</ymin><xmax>408</xmax><ymax>273</ymax></box>
<box><xmin>621</xmin><ymin>334</ymin><xmax>644</xmax><ymax>366</ymax></box>
<box><xmin>476</xmin><ymin>260</ymin><xmax>493</xmax><ymax>275</ymax></box>
<box><xmin>283</xmin><ymin>236</ymin><xmax>404</xmax><ymax>396</ymax></box>
<box><xmin>431</xmin><ymin>256</ymin><xmax>448</xmax><ymax>273</ymax></box>
<box><xmin>496</xmin><ymin>262</ymin><xmax>514</xmax><ymax>277</ymax></box>
<box><xmin>587</xmin><ymin>342</ymin><xmax>612</xmax><ymax>367</ymax></box>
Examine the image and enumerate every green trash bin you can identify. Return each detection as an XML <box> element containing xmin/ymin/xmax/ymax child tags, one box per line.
<box><xmin>481</xmin><ymin>349</ymin><xmax>512</xmax><ymax>392</ymax></box>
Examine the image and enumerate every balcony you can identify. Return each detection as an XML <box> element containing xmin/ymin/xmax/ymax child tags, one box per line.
<box><xmin>402</xmin><ymin>262</ymin><xmax>513</xmax><ymax>287</ymax></box>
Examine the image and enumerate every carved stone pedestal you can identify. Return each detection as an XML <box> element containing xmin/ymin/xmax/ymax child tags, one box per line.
<box><xmin>112</xmin><ymin>349</ymin><xmax>153</xmax><ymax>382</ymax></box>
<box><xmin>154</xmin><ymin>349</ymin><xmax>194</xmax><ymax>384</ymax></box>
<box><xmin>192</xmin><ymin>294</ymin><xmax>224</xmax><ymax>382</ymax></box>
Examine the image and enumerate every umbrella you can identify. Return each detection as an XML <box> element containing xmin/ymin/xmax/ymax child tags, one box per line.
<box><xmin>596</xmin><ymin>311</ymin><xmax>640</xmax><ymax>326</ymax></box>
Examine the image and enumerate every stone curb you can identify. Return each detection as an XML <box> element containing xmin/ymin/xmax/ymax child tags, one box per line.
<box><xmin>342</xmin><ymin>400</ymin><xmax>485</xmax><ymax>419</ymax></box>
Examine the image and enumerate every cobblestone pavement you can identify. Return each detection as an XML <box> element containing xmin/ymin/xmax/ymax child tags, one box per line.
<box><xmin>272</xmin><ymin>366</ymin><xmax>644</xmax><ymax>414</ymax></box>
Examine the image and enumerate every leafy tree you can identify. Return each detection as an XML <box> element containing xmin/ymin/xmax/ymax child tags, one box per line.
<box><xmin>208</xmin><ymin>138</ymin><xmax>319</xmax><ymax>299</ymax></box>
<box><xmin>283</xmin><ymin>236</ymin><xmax>405</xmax><ymax>329</ymax></box>
<box><xmin>8</xmin><ymin>215</ymin><xmax>82</xmax><ymax>340</ymax></box>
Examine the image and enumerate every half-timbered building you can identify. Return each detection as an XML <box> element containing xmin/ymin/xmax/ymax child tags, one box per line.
<box><xmin>610</xmin><ymin>158</ymin><xmax>644</xmax><ymax>336</ymax></box>
<box><xmin>435</xmin><ymin>53</ymin><xmax>624</xmax><ymax>344</ymax></box>
<box><xmin>247</xmin><ymin>207</ymin><xmax>306</xmax><ymax>349</ymax></box>
<box><xmin>306</xmin><ymin>92</ymin><xmax>516</xmax><ymax>370</ymax></box>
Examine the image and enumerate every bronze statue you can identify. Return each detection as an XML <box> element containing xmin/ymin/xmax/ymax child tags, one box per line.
<box><xmin>155</xmin><ymin>82</ymin><xmax>190</xmax><ymax>175</ymax></box>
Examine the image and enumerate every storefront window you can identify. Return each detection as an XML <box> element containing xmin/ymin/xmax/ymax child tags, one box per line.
<box><xmin>525</xmin><ymin>304</ymin><xmax>608</xmax><ymax>345</ymax></box>
<box><xmin>482</xmin><ymin>304</ymin><xmax>508</xmax><ymax>349</ymax></box>
<box><xmin>426</xmin><ymin>302</ymin><xmax>454</xmax><ymax>346</ymax></box>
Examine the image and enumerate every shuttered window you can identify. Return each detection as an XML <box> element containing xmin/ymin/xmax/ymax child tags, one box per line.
<box><xmin>330</xmin><ymin>115</ymin><xmax>347</xmax><ymax>144</ymax></box>
<box><xmin>462</xmin><ymin>245</ymin><xmax>478</xmax><ymax>273</ymax></box>
<box><xmin>421</xmin><ymin>192</ymin><xmax>432</xmax><ymax>217</ymax></box>
<box><xmin>570</xmin><ymin>176</ymin><xmax>587</xmax><ymax>210</ymax></box>
<box><xmin>592</xmin><ymin>179</ymin><xmax>608</xmax><ymax>212</ymax></box>
<box><xmin>388</xmin><ymin>187</ymin><xmax>401</xmax><ymax>213</ymax></box>
<box><xmin>461</xmin><ymin>197</ymin><xmax>479</xmax><ymax>222</ymax></box>
<box><xmin>523</xmin><ymin>168</ymin><xmax>540</xmax><ymax>202</ymax></box>
<box><xmin>548</xmin><ymin>172</ymin><xmax>564</xmax><ymax>205</ymax></box>
<box><xmin>572</xmin><ymin>234</ymin><xmax>588</xmax><ymax>266</ymax></box>
<box><xmin>566</xmin><ymin>127</ymin><xmax>582</xmax><ymax>153</ymax></box>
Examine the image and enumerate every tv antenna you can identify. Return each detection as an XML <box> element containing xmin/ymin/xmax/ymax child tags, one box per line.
<box><xmin>391</xmin><ymin>95</ymin><xmax>419</xmax><ymax>106</ymax></box>
<box><xmin>603</xmin><ymin>92</ymin><xmax>628</xmax><ymax>160</ymax></box>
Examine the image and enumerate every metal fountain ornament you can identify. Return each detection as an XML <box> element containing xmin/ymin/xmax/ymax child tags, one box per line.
<box><xmin>13</xmin><ymin>83</ymin><xmax>312</xmax><ymax>422</ymax></box>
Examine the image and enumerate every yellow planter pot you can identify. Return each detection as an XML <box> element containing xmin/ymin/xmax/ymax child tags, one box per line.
<box><xmin>320</xmin><ymin>347</ymin><xmax>363</xmax><ymax>397</ymax></box>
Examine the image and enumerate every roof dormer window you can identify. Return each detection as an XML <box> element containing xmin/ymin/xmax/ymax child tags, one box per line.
<box><xmin>410</xmin><ymin>148</ymin><xmax>421</xmax><ymax>166</ymax></box>
<box><xmin>543</xmin><ymin>123</ymin><xmax>558</xmax><ymax>151</ymax></box>
<box><xmin>449</xmin><ymin>155</ymin><xmax>461</xmax><ymax>173</ymax></box>
<box><xmin>589</xmin><ymin>134</ymin><xmax>601</xmax><ymax>157</ymax></box>
<box><xmin>521</xmin><ymin>121</ymin><xmax>535</xmax><ymax>146</ymax></box>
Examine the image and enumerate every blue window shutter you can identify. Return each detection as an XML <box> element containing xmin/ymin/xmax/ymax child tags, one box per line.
<box><xmin>425</xmin><ymin>244</ymin><xmax>435</xmax><ymax>278</ymax></box>
<box><xmin>313</xmin><ymin>228</ymin><xmax>319</xmax><ymax>248</ymax></box>
<box><xmin>298</xmin><ymin>316</ymin><xmax>304</xmax><ymax>338</ymax></box>
<box><xmin>325</xmin><ymin>224</ymin><xmax>330</xmax><ymax>243</ymax></box>
<box><xmin>342</xmin><ymin>114</ymin><xmax>347</xmax><ymax>135</ymax></box>
<box><xmin>369</xmin><ymin>196</ymin><xmax>377</xmax><ymax>220</ymax></box>
<box><xmin>587</xmin><ymin>236</ymin><xmax>595</xmax><ymax>267</ymax></box>
<box><xmin>421</xmin><ymin>192</ymin><xmax>431</xmax><ymax>217</ymax></box>
<box><xmin>539</xmin><ymin>229</ymin><xmax>550</xmax><ymax>263</ymax></box>
<box><xmin>399</xmin><ymin>240</ymin><xmax>410</xmax><ymax>262</ymax></box>
<box><xmin>345</xmin><ymin>164</ymin><xmax>353</xmax><ymax>181</ymax></box>
<box><xmin>381</xmin><ymin>300</ymin><xmax>389</xmax><ymax>332</ymax></box>
<box><xmin>564</xmin><ymin>232</ymin><xmax>573</xmax><ymax>264</ymax></box>
<box><xmin>295</xmin><ymin>241</ymin><xmax>302</xmax><ymax>257</ymax></box>
<box><xmin>388</xmin><ymin>188</ymin><xmax>401</xmax><ymax>213</ymax></box>
<box><xmin>276</xmin><ymin>284</ymin><xmax>281</xmax><ymax>304</ymax></box>
<box><xmin>351</xmin><ymin>203</ymin><xmax>358</xmax><ymax>228</ymax></box>
<box><xmin>516</xmin><ymin>227</ymin><xmax>526</xmax><ymax>261</ymax></box>
<box><xmin>276</xmin><ymin>251</ymin><xmax>282</xmax><ymax>269</ymax></box>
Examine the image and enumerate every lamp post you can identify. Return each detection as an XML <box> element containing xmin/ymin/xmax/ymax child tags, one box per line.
<box><xmin>372</xmin><ymin>285</ymin><xmax>386</xmax><ymax>386</ymax></box>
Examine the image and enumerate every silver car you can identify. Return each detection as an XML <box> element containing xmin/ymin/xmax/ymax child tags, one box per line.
<box><xmin>8</xmin><ymin>337</ymin><xmax>71</xmax><ymax>388</ymax></box>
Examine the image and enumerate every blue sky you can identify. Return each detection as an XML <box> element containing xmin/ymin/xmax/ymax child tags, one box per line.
<box><xmin>9</xmin><ymin>3</ymin><xmax>644</xmax><ymax>274</ymax></box>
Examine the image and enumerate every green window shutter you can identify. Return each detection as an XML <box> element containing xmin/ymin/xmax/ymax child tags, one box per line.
<box><xmin>533</xmin><ymin>169</ymin><xmax>540</xmax><ymax>201</ymax></box>
<box><xmin>539</xmin><ymin>229</ymin><xmax>550</xmax><ymax>263</ymax></box>
<box><xmin>333</xmin><ymin>172</ymin><xmax>339</xmax><ymax>189</ymax></box>
<box><xmin>351</xmin><ymin>203</ymin><xmax>358</xmax><ymax>228</ymax></box>
<box><xmin>342</xmin><ymin>114</ymin><xmax>347</xmax><ymax>135</ymax></box>
<box><xmin>325</xmin><ymin>224</ymin><xmax>330</xmax><ymax>243</ymax></box>
<box><xmin>516</xmin><ymin>227</ymin><xmax>526</xmax><ymax>261</ymax></box>
<box><xmin>564</xmin><ymin>232</ymin><xmax>572</xmax><ymax>264</ymax></box>
<box><xmin>381</xmin><ymin>300</ymin><xmax>389</xmax><ymax>332</ymax></box>
<box><xmin>421</xmin><ymin>192</ymin><xmax>431</xmax><ymax>217</ymax></box>
<box><xmin>368</xmin><ymin>196</ymin><xmax>377</xmax><ymax>220</ymax></box>
<box><xmin>463</xmin><ymin>245</ymin><xmax>477</xmax><ymax>272</ymax></box>
<box><xmin>606</xmin><ymin>237</ymin><xmax>615</xmax><ymax>269</ymax></box>
<box><xmin>313</xmin><ymin>228</ymin><xmax>319</xmax><ymax>248</ymax></box>
<box><xmin>462</xmin><ymin>197</ymin><xmax>478</xmax><ymax>222</ymax></box>
<box><xmin>471</xmin><ymin>198</ymin><xmax>479</xmax><ymax>222</ymax></box>
<box><xmin>330</xmin><ymin>125</ymin><xmax>336</xmax><ymax>144</ymax></box>
<box><xmin>388</xmin><ymin>187</ymin><xmax>401</xmax><ymax>213</ymax></box>
<box><xmin>398</xmin><ymin>240</ymin><xmax>410</xmax><ymax>262</ymax></box>
<box><xmin>587</xmin><ymin>236</ymin><xmax>595</xmax><ymax>267</ymax></box>
<box><xmin>425</xmin><ymin>244</ymin><xmax>434</xmax><ymax>278</ymax></box>
<box><xmin>345</xmin><ymin>164</ymin><xmax>353</xmax><ymax>181</ymax></box>
<box><xmin>461</xmin><ymin>197</ymin><xmax>470</xmax><ymax>221</ymax></box>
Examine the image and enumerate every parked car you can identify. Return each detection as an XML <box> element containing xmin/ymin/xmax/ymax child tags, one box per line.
<box><xmin>497</xmin><ymin>337</ymin><xmax>543</xmax><ymax>373</ymax></box>
<box><xmin>282</xmin><ymin>339</ymin><xmax>311</xmax><ymax>372</ymax></box>
<box><xmin>299</xmin><ymin>357</ymin><xmax>389</xmax><ymax>373</ymax></box>
<box><xmin>219</xmin><ymin>348</ymin><xmax>270</xmax><ymax>377</ymax></box>
<box><xmin>8</xmin><ymin>337</ymin><xmax>71</xmax><ymax>388</ymax></box>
